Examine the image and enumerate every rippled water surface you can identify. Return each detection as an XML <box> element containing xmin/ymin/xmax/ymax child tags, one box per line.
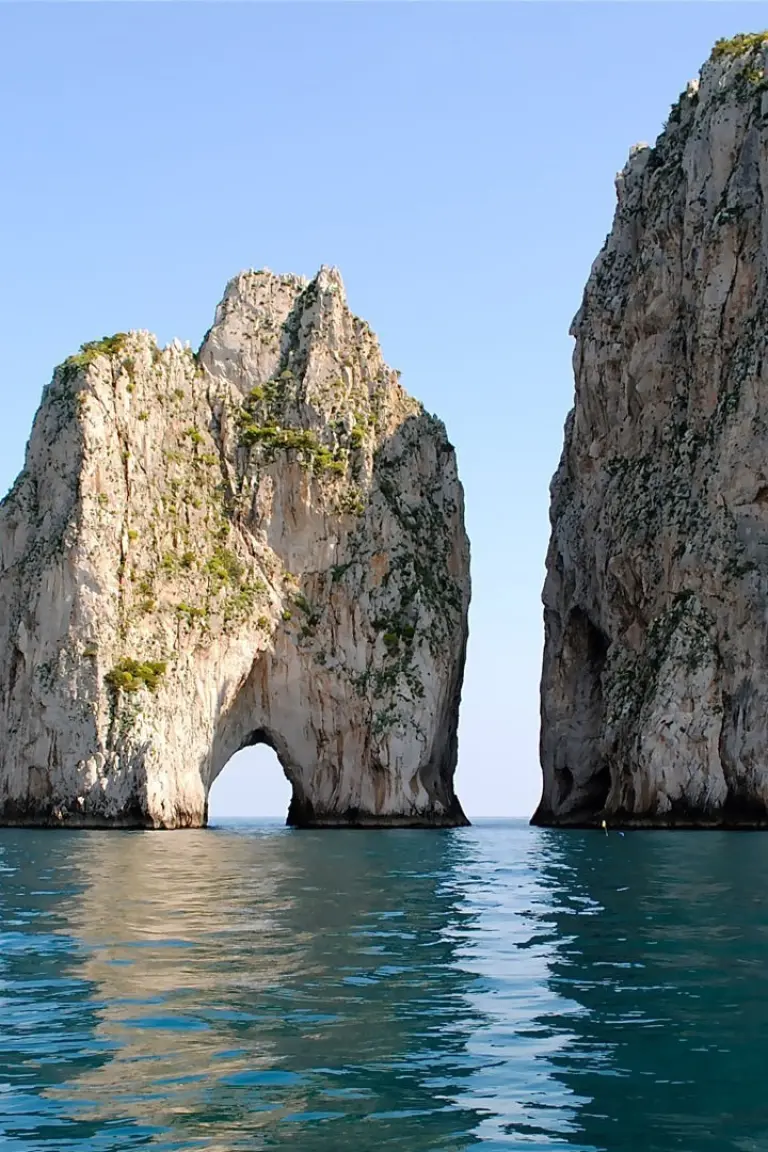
<box><xmin>3</xmin><ymin>820</ymin><xmax>768</xmax><ymax>1150</ymax></box>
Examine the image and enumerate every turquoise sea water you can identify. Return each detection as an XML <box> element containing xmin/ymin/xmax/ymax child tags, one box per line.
<box><xmin>2</xmin><ymin>818</ymin><xmax>767</xmax><ymax>1151</ymax></box>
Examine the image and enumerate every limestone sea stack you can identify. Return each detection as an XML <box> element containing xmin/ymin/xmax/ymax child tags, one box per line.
<box><xmin>0</xmin><ymin>267</ymin><xmax>470</xmax><ymax>828</ymax></box>
<box><xmin>537</xmin><ymin>33</ymin><xmax>768</xmax><ymax>827</ymax></box>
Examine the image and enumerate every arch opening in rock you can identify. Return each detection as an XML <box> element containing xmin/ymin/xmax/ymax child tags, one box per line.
<box><xmin>207</xmin><ymin>741</ymin><xmax>293</xmax><ymax>824</ymax></box>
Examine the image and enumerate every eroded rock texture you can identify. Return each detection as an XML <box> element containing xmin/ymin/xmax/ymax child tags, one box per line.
<box><xmin>537</xmin><ymin>34</ymin><xmax>768</xmax><ymax>827</ymax></box>
<box><xmin>0</xmin><ymin>267</ymin><xmax>470</xmax><ymax>827</ymax></box>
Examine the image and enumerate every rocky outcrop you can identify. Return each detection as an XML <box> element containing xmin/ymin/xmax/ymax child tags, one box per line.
<box><xmin>0</xmin><ymin>267</ymin><xmax>470</xmax><ymax>828</ymax></box>
<box><xmin>537</xmin><ymin>33</ymin><xmax>768</xmax><ymax>827</ymax></box>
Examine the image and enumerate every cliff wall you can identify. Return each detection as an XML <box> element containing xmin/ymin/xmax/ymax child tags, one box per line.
<box><xmin>538</xmin><ymin>35</ymin><xmax>768</xmax><ymax>826</ymax></box>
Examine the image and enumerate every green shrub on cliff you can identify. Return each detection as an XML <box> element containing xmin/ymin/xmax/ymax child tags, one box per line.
<box><xmin>239</xmin><ymin>422</ymin><xmax>347</xmax><ymax>475</ymax></box>
<box><xmin>63</xmin><ymin>334</ymin><xmax>130</xmax><ymax>373</ymax></box>
<box><xmin>712</xmin><ymin>32</ymin><xmax>768</xmax><ymax>58</ymax></box>
<box><xmin>206</xmin><ymin>546</ymin><xmax>244</xmax><ymax>591</ymax></box>
<box><xmin>105</xmin><ymin>658</ymin><xmax>167</xmax><ymax>694</ymax></box>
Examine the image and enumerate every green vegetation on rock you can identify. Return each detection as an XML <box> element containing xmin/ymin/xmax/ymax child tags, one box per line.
<box><xmin>712</xmin><ymin>31</ymin><xmax>768</xmax><ymax>58</ymax></box>
<box><xmin>206</xmin><ymin>546</ymin><xmax>244</xmax><ymax>592</ymax></box>
<box><xmin>236</xmin><ymin>371</ymin><xmax>356</xmax><ymax>477</ymax></box>
<box><xmin>62</xmin><ymin>334</ymin><xmax>129</xmax><ymax>374</ymax></box>
<box><xmin>175</xmin><ymin>602</ymin><xmax>206</xmax><ymax>624</ymax></box>
<box><xmin>239</xmin><ymin>421</ymin><xmax>347</xmax><ymax>476</ymax></box>
<box><xmin>106</xmin><ymin>658</ymin><xmax>167</xmax><ymax>694</ymax></box>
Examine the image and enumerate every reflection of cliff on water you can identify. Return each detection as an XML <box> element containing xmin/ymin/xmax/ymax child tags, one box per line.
<box><xmin>0</xmin><ymin>831</ymin><xmax>114</xmax><ymax>1150</ymax></box>
<box><xmin>530</xmin><ymin>831</ymin><xmax>768</xmax><ymax>1152</ymax></box>
<box><xmin>6</xmin><ymin>826</ymin><xmax>497</xmax><ymax>1150</ymax></box>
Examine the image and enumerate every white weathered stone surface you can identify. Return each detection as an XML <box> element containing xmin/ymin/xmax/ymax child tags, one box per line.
<box><xmin>537</xmin><ymin>36</ymin><xmax>768</xmax><ymax>826</ymax></box>
<box><xmin>0</xmin><ymin>266</ymin><xmax>470</xmax><ymax>827</ymax></box>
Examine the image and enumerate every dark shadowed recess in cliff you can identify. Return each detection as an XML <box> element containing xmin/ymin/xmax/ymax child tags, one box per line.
<box><xmin>556</xmin><ymin>608</ymin><xmax>611</xmax><ymax>815</ymax></box>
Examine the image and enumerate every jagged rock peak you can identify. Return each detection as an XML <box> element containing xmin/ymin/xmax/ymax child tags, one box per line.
<box><xmin>0</xmin><ymin>267</ymin><xmax>470</xmax><ymax>828</ymax></box>
<box><xmin>537</xmin><ymin>33</ymin><xmax>768</xmax><ymax>827</ymax></box>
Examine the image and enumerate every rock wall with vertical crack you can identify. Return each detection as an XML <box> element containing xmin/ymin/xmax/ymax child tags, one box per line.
<box><xmin>537</xmin><ymin>34</ymin><xmax>768</xmax><ymax>827</ymax></box>
<box><xmin>0</xmin><ymin>267</ymin><xmax>470</xmax><ymax>827</ymax></box>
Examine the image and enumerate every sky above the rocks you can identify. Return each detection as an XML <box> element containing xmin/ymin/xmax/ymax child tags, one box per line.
<box><xmin>0</xmin><ymin>3</ymin><xmax>759</xmax><ymax>817</ymax></box>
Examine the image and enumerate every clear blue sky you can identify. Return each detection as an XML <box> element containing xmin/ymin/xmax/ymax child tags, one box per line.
<box><xmin>0</xmin><ymin>3</ymin><xmax>758</xmax><ymax>818</ymax></box>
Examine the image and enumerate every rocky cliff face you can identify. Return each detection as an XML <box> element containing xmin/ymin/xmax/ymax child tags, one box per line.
<box><xmin>0</xmin><ymin>267</ymin><xmax>470</xmax><ymax>828</ymax></box>
<box><xmin>537</xmin><ymin>33</ymin><xmax>768</xmax><ymax>827</ymax></box>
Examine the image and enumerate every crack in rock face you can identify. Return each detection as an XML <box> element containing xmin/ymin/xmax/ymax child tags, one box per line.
<box><xmin>0</xmin><ymin>266</ymin><xmax>471</xmax><ymax>828</ymax></box>
<box><xmin>536</xmin><ymin>34</ymin><xmax>768</xmax><ymax>828</ymax></box>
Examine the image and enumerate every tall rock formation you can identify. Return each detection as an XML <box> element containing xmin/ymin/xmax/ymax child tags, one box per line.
<box><xmin>0</xmin><ymin>267</ymin><xmax>470</xmax><ymax>828</ymax></box>
<box><xmin>537</xmin><ymin>33</ymin><xmax>768</xmax><ymax>826</ymax></box>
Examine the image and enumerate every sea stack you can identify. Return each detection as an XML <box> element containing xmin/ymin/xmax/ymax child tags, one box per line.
<box><xmin>537</xmin><ymin>34</ymin><xmax>768</xmax><ymax>827</ymax></box>
<box><xmin>0</xmin><ymin>267</ymin><xmax>470</xmax><ymax>827</ymax></box>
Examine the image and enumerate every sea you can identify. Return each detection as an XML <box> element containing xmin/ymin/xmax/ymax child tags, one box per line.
<box><xmin>1</xmin><ymin>817</ymin><xmax>766</xmax><ymax>1151</ymax></box>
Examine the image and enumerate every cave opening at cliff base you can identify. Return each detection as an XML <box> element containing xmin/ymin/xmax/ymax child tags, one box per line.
<box><xmin>207</xmin><ymin>740</ymin><xmax>292</xmax><ymax>825</ymax></box>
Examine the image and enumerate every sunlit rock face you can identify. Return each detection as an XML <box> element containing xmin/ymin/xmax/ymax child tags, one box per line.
<box><xmin>0</xmin><ymin>267</ymin><xmax>470</xmax><ymax>828</ymax></box>
<box><xmin>537</xmin><ymin>35</ymin><xmax>768</xmax><ymax>827</ymax></box>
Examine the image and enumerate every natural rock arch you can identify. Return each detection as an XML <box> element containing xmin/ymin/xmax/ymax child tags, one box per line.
<box><xmin>0</xmin><ymin>267</ymin><xmax>470</xmax><ymax>828</ymax></box>
<box><xmin>206</xmin><ymin>739</ymin><xmax>291</xmax><ymax>822</ymax></box>
<box><xmin>205</xmin><ymin>638</ymin><xmax>463</xmax><ymax>827</ymax></box>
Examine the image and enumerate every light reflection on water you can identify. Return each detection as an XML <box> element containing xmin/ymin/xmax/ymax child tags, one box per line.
<box><xmin>2</xmin><ymin>820</ymin><xmax>768</xmax><ymax>1149</ymax></box>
